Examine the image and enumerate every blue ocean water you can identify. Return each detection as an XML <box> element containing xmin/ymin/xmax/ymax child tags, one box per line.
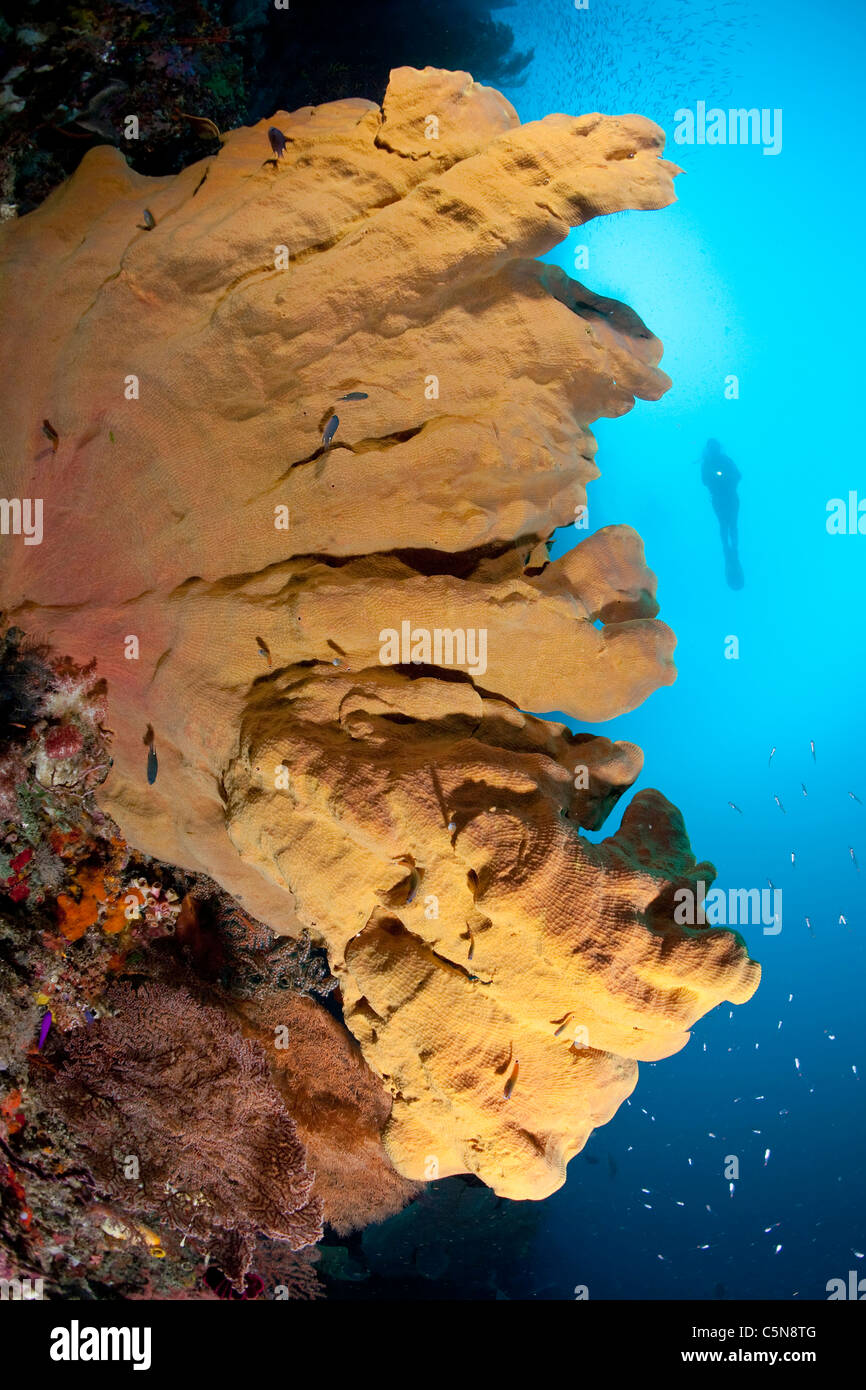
<box><xmin>488</xmin><ymin>0</ymin><xmax>866</xmax><ymax>1299</ymax></box>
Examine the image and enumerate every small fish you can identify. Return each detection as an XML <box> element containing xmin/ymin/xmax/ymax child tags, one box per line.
<box><xmin>41</xmin><ymin>418</ymin><xmax>59</xmax><ymax>452</ymax></box>
<box><xmin>147</xmin><ymin>746</ymin><xmax>158</xmax><ymax>785</ymax></box>
<box><xmin>135</xmin><ymin>1221</ymin><xmax>165</xmax><ymax>1256</ymax></box>
<box><xmin>791</xmin><ymin>851</ymin><xmax>796</xmax><ymax>867</ymax></box>
<box><xmin>37</xmin><ymin>1011</ymin><xmax>52</xmax><ymax>1049</ymax></box>
<box><xmin>138</xmin><ymin>208</ymin><xmax>155</xmax><ymax>231</ymax></box>
<box><xmin>503</xmin><ymin>1060</ymin><xmax>519</xmax><ymax>1101</ymax></box>
<box><xmin>839</xmin><ymin>913</ymin><xmax>848</xmax><ymax>927</ymax></box>
<box><xmin>322</xmin><ymin>414</ymin><xmax>339</xmax><ymax>447</ymax></box>
<box><xmin>794</xmin><ymin>1057</ymin><xmax>800</xmax><ymax>1071</ymax></box>
<box><xmin>268</xmin><ymin>126</ymin><xmax>290</xmax><ymax>158</ymax></box>
<box><xmin>850</xmin><ymin>792</ymin><xmax>863</xmax><ymax>805</ymax></box>
<box><xmin>728</xmin><ymin>801</ymin><xmax>742</xmax><ymax>814</ymax></box>
<box><xmin>768</xmin><ymin>746</ymin><xmax>776</xmax><ymax>765</ymax></box>
<box><xmin>256</xmin><ymin>635</ymin><xmax>272</xmax><ymax>665</ymax></box>
<box><xmin>850</xmin><ymin>846</ymin><xmax>860</xmax><ymax>873</ymax></box>
<box><xmin>774</xmin><ymin>795</ymin><xmax>785</xmax><ymax>814</ymax></box>
<box><xmin>805</xmin><ymin>916</ymin><xmax>814</xmax><ymax>936</ymax></box>
<box><xmin>810</xmin><ymin>740</ymin><xmax>816</xmax><ymax>761</ymax></box>
<box><xmin>338</xmin><ymin>392</ymin><xmax>368</xmax><ymax>401</ymax></box>
<box><xmin>801</xmin><ymin>783</ymin><xmax>808</xmax><ymax>797</ymax></box>
<box><xmin>764</xmin><ymin>1147</ymin><xmax>771</xmax><ymax>1166</ymax></box>
<box><xmin>767</xmin><ymin>879</ymin><xmax>775</xmax><ymax>890</ymax></box>
<box><xmin>775</xmin><ymin>1244</ymin><xmax>783</xmax><ymax>1255</ymax></box>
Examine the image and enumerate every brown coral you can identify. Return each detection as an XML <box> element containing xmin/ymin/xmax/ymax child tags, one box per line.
<box><xmin>232</xmin><ymin>988</ymin><xmax>418</xmax><ymax>1235</ymax></box>
<box><xmin>51</xmin><ymin>982</ymin><xmax>322</xmax><ymax>1284</ymax></box>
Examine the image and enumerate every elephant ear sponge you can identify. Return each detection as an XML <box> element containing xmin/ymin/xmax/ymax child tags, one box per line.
<box><xmin>0</xmin><ymin>65</ymin><xmax>757</xmax><ymax>1202</ymax></box>
<box><xmin>225</xmin><ymin>668</ymin><xmax>759</xmax><ymax>1200</ymax></box>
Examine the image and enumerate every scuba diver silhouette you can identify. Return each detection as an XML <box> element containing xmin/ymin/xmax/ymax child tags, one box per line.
<box><xmin>701</xmin><ymin>438</ymin><xmax>743</xmax><ymax>589</ymax></box>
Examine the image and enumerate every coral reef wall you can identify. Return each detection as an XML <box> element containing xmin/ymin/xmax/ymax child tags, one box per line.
<box><xmin>0</xmin><ymin>67</ymin><xmax>759</xmax><ymax>1200</ymax></box>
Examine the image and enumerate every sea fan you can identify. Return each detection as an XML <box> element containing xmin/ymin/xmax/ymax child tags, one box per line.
<box><xmin>52</xmin><ymin>981</ymin><xmax>323</xmax><ymax>1288</ymax></box>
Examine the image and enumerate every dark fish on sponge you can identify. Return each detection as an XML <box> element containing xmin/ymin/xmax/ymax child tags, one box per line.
<box><xmin>268</xmin><ymin>127</ymin><xmax>289</xmax><ymax>158</ymax></box>
<box><xmin>503</xmin><ymin>1060</ymin><xmax>519</xmax><ymax>1101</ymax></box>
<box><xmin>339</xmin><ymin>392</ymin><xmax>368</xmax><ymax>401</ymax></box>
<box><xmin>322</xmin><ymin>414</ymin><xmax>339</xmax><ymax>447</ymax></box>
<box><xmin>147</xmin><ymin>746</ymin><xmax>158</xmax><ymax>785</ymax></box>
<box><xmin>138</xmin><ymin>209</ymin><xmax>155</xmax><ymax>231</ymax></box>
<box><xmin>42</xmin><ymin>419</ymin><xmax>59</xmax><ymax>452</ymax></box>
